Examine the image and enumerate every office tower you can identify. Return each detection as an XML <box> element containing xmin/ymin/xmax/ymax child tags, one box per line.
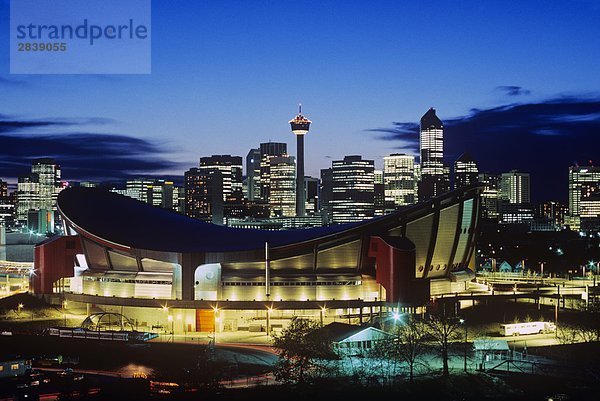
<box><xmin>383</xmin><ymin>154</ymin><xmax>416</xmax><ymax>206</ymax></box>
<box><xmin>126</xmin><ymin>178</ymin><xmax>153</xmax><ymax>202</ymax></box>
<box><xmin>580</xmin><ymin>192</ymin><xmax>600</xmax><ymax>231</ymax></box>
<box><xmin>259</xmin><ymin>142</ymin><xmax>288</xmax><ymax>203</ymax></box>
<box><xmin>184</xmin><ymin>168</ymin><xmax>223</xmax><ymax>225</ymax></box>
<box><xmin>0</xmin><ymin>180</ymin><xmax>7</xmax><ymax>199</ymax></box>
<box><xmin>31</xmin><ymin>158</ymin><xmax>62</xmax><ymax>211</ymax></box>
<box><xmin>246</xmin><ymin>148</ymin><xmax>261</xmax><ymax>201</ymax></box>
<box><xmin>147</xmin><ymin>180</ymin><xmax>178</xmax><ymax>210</ymax></box>
<box><xmin>478</xmin><ymin>173</ymin><xmax>500</xmax><ymax>220</ymax></box>
<box><xmin>269</xmin><ymin>155</ymin><xmax>296</xmax><ymax>217</ymax></box>
<box><xmin>0</xmin><ymin>180</ymin><xmax>15</xmax><ymax>228</ymax></box>
<box><xmin>199</xmin><ymin>155</ymin><xmax>243</xmax><ymax>201</ymax></box>
<box><xmin>568</xmin><ymin>165</ymin><xmax>600</xmax><ymax>229</ymax></box>
<box><xmin>304</xmin><ymin>176</ymin><xmax>319</xmax><ymax>215</ymax></box>
<box><xmin>499</xmin><ymin>171</ymin><xmax>532</xmax><ymax>224</ymax></box>
<box><xmin>539</xmin><ymin>201</ymin><xmax>568</xmax><ymax>228</ymax></box>
<box><xmin>331</xmin><ymin>156</ymin><xmax>375</xmax><ymax>224</ymax></box>
<box><xmin>418</xmin><ymin>108</ymin><xmax>449</xmax><ymax>202</ymax></box>
<box><xmin>16</xmin><ymin>174</ymin><xmax>40</xmax><ymax>223</ymax></box>
<box><xmin>500</xmin><ymin>171</ymin><xmax>530</xmax><ymax>204</ymax></box>
<box><xmin>290</xmin><ymin>105</ymin><xmax>311</xmax><ymax>217</ymax></box>
<box><xmin>320</xmin><ymin>168</ymin><xmax>334</xmax><ymax>224</ymax></box>
<box><xmin>454</xmin><ymin>152</ymin><xmax>479</xmax><ymax>189</ymax></box>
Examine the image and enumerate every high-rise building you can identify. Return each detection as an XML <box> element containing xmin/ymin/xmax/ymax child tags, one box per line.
<box><xmin>499</xmin><ymin>171</ymin><xmax>532</xmax><ymax>224</ymax></box>
<box><xmin>580</xmin><ymin>192</ymin><xmax>600</xmax><ymax>231</ymax></box>
<box><xmin>418</xmin><ymin>108</ymin><xmax>449</xmax><ymax>202</ymax></box>
<box><xmin>568</xmin><ymin>165</ymin><xmax>600</xmax><ymax>230</ymax></box>
<box><xmin>0</xmin><ymin>180</ymin><xmax>15</xmax><ymax>227</ymax></box>
<box><xmin>289</xmin><ymin>105</ymin><xmax>311</xmax><ymax>217</ymax></box>
<box><xmin>259</xmin><ymin>142</ymin><xmax>288</xmax><ymax>203</ymax></box>
<box><xmin>246</xmin><ymin>148</ymin><xmax>261</xmax><ymax>201</ymax></box>
<box><xmin>320</xmin><ymin>168</ymin><xmax>334</xmax><ymax>224</ymax></box>
<box><xmin>478</xmin><ymin>173</ymin><xmax>500</xmax><ymax>220</ymax></box>
<box><xmin>147</xmin><ymin>180</ymin><xmax>178</xmax><ymax>210</ymax></box>
<box><xmin>184</xmin><ymin>168</ymin><xmax>223</xmax><ymax>225</ymax></box>
<box><xmin>454</xmin><ymin>152</ymin><xmax>478</xmax><ymax>189</ymax></box>
<box><xmin>304</xmin><ymin>176</ymin><xmax>319</xmax><ymax>216</ymax></box>
<box><xmin>268</xmin><ymin>155</ymin><xmax>296</xmax><ymax>217</ymax></box>
<box><xmin>383</xmin><ymin>154</ymin><xmax>416</xmax><ymax>206</ymax></box>
<box><xmin>500</xmin><ymin>171</ymin><xmax>530</xmax><ymax>204</ymax></box>
<box><xmin>16</xmin><ymin>174</ymin><xmax>40</xmax><ymax>223</ymax></box>
<box><xmin>331</xmin><ymin>156</ymin><xmax>375</xmax><ymax>224</ymax></box>
<box><xmin>125</xmin><ymin>178</ymin><xmax>154</xmax><ymax>202</ymax></box>
<box><xmin>200</xmin><ymin>155</ymin><xmax>243</xmax><ymax>202</ymax></box>
<box><xmin>31</xmin><ymin>158</ymin><xmax>62</xmax><ymax>211</ymax></box>
<box><xmin>539</xmin><ymin>201</ymin><xmax>568</xmax><ymax>228</ymax></box>
<box><xmin>0</xmin><ymin>180</ymin><xmax>7</xmax><ymax>199</ymax></box>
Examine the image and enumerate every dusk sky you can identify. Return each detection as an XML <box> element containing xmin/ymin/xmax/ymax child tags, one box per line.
<box><xmin>1</xmin><ymin>0</ymin><xmax>600</xmax><ymax>202</ymax></box>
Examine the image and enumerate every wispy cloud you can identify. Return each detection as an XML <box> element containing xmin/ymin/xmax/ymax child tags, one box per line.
<box><xmin>367</xmin><ymin>95</ymin><xmax>600</xmax><ymax>202</ymax></box>
<box><xmin>0</xmin><ymin>114</ymin><xmax>186</xmax><ymax>183</ymax></box>
<box><xmin>496</xmin><ymin>85</ymin><xmax>531</xmax><ymax>97</ymax></box>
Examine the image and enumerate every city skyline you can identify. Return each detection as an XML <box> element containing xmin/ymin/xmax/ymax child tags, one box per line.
<box><xmin>1</xmin><ymin>1</ymin><xmax>600</xmax><ymax>202</ymax></box>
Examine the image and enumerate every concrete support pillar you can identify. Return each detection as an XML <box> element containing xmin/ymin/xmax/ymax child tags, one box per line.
<box><xmin>180</xmin><ymin>253</ymin><xmax>204</xmax><ymax>301</ymax></box>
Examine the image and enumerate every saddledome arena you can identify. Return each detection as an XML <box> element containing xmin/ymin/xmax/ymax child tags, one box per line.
<box><xmin>31</xmin><ymin>185</ymin><xmax>481</xmax><ymax>334</ymax></box>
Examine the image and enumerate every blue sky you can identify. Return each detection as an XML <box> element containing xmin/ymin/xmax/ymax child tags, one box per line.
<box><xmin>1</xmin><ymin>0</ymin><xmax>600</xmax><ymax>201</ymax></box>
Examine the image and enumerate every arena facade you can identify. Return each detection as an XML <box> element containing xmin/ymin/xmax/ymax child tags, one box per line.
<box><xmin>31</xmin><ymin>186</ymin><xmax>481</xmax><ymax>334</ymax></box>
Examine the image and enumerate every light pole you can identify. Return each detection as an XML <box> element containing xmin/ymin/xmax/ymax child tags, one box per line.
<box><xmin>212</xmin><ymin>307</ymin><xmax>219</xmax><ymax>347</ymax></box>
<box><xmin>62</xmin><ymin>300</ymin><xmax>68</xmax><ymax>327</ymax></box>
<box><xmin>167</xmin><ymin>315</ymin><xmax>173</xmax><ymax>342</ymax></box>
<box><xmin>266</xmin><ymin>307</ymin><xmax>273</xmax><ymax>336</ymax></box>
<box><xmin>460</xmin><ymin>318</ymin><xmax>467</xmax><ymax>372</ymax></box>
<box><xmin>17</xmin><ymin>303</ymin><xmax>23</xmax><ymax>314</ymax></box>
<box><xmin>320</xmin><ymin>306</ymin><xmax>327</xmax><ymax>326</ymax></box>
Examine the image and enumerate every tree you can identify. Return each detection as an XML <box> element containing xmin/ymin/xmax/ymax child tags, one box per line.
<box><xmin>425</xmin><ymin>312</ymin><xmax>462</xmax><ymax>376</ymax></box>
<box><xmin>272</xmin><ymin>316</ymin><xmax>333</xmax><ymax>385</ymax></box>
<box><xmin>395</xmin><ymin>319</ymin><xmax>428</xmax><ymax>382</ymax></box>
<box><xmin>177</xmin><ymin>346</ymin><xmax>227</xmax><ymax>393</ymax></box>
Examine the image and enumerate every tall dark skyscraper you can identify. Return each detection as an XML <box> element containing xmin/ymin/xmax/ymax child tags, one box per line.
<box><xmin>289</xmin><ymin>105</ymin><xmax>311</xmax><ymax>217</ymax></box>
<box><xmin>319</xmin><ymin>168</ymin><xmax>334</xmax><ymax>224</ymax></box>
<box><xmin>245</xmin><ymin>148</ymin><xmax>261</xmax><ymax>201</ymax></box>
<box><xmin>418</xmin><ymin>108</ymin><xmax>449</xmax><ymax>202</ymax></box>
<box><xmin>184</xmin><ymin>167</ymin><xmax>224</xmax><ymax>225</ymax></box>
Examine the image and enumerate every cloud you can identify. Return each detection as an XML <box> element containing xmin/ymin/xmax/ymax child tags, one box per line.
<box><xmin>0</xmin><ymin>114</ymin><xmax>187</xmax><ymax>183</ymax></box>
<box><xmin>496</xmin><ymin>85</ymin><xmax>531</xmax><ymax>97</ymax></box>
<box><xmin>368</xmin><ymin>96</ymin><xmax>600</xmax><ymax>202</ymax></box>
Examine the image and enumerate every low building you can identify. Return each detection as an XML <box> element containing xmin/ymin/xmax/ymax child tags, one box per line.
<box><xmin>473</xmin><ymin>339</ymin><xmax>510</xmax><ymax>370</ymax></box>
<box><xmin>317</xmin><ymin>322</ymin><xmax>393</xmax><ymax>356</ymax></box>
<box><xmin>0</xmin><ymin>358</ymin><xmax>31</xmax><ymax>378</ymax></box>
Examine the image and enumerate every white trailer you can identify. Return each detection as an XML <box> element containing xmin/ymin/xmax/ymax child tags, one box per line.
<box><xmin>500</xmin><ymin>321</ymin><xmax>556</xmax><ymax>336</ymax></box>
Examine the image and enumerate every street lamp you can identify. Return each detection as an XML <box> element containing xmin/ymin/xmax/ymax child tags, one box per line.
<box><xmin>212</xmin><ymin>306</ymin><xmax>219</xmax><ymax>346</ymax></box>
<box><xmin>320</xmin><ymin>306</ymin><xmax>327</xmax><ymax>326</ymax></box>
<box><xmin>62</xmin><ymin>300</ymin><xmax>68</xmax><ymax>327</ymax></box>
<box><xmin>460</xmin><ymin>318</ymin><xmax>467</xmax><ymax>372</ymax></box>
<box><xmin>17</xmin><ymin>303</ymin><xmax>23</xmax><ymax>314</ymax></box>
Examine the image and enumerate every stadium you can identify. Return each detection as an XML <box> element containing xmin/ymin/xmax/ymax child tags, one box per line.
<box><xmin>31</xmin><ymin>185</ymin><xmax>481</xmax><ymax>334</ymax></box>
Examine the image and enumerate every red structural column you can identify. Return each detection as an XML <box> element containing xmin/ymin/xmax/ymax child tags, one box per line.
<box><xmin>32</xmin><ymin>235</ymin><xmax>82</xmax><ymax>294</ymax></box>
